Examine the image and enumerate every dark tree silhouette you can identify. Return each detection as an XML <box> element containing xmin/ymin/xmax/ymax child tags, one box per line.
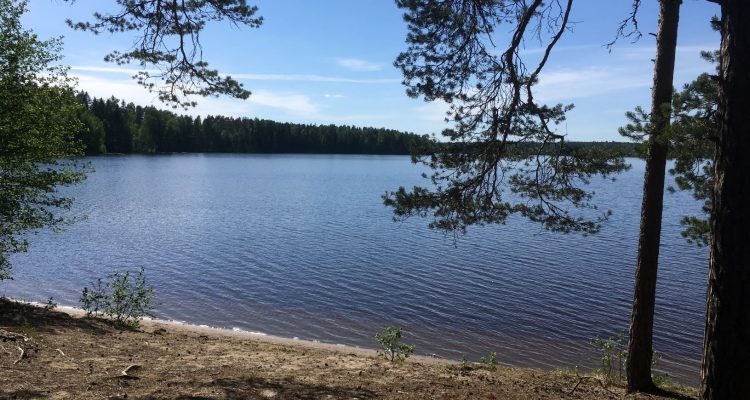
<box><xmin>701</xmin><ymin>0</ymin><xmax>750</xmax><ymax>397</ymax></box>
<box><xmin>385</xmin><ymin>0</ymin><xmax>627</xmax><ymax>236</ymax></box>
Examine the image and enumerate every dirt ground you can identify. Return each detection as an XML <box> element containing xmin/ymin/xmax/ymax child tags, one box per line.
<box><xmin>0</xmin><ymin>299</ymin><xmax>695</xmax><ymax>400</ymax></box>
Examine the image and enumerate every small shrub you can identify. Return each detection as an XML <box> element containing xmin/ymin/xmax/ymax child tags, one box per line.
<box><xmin>479</xmin><ymin>351</ymin><xmax>498</xmax><ymax>370</ymax></box>
<box><xmin>590</xmin><ymin>331</ymin><xmax>672</xmax><ymax>388</ymax></box>
<box><xmin>590</xmin><ymin>330</ymin><xmax>627</xmax><ymax>385</ymax></box>
<box><xmin>80</xmin><ymin>278</ymin><xmax>106</xmax><ymax>316</ymax></box>
<box><xmin>375</xmin><ymin>326</ymin><xmax>415</xmax><ymax>362</ymax></box>
<box><xmin>80</xmin><ymin>267</ymin><xmax>156</xmax><ymax>328</ymax></box>
<box><xmin>43</xmin><ymin>297</ymin><xmax>57</xmax><ymax>311</ymax></box>
<box><xmin>460</xmin><ymin>354</ymin><xmax>469</xmax><ymax>368</ymax></box>
<box><xmin>651</xmin><ymin>352</ymin><xmax>672</xmax><ymax>386</ymax></box>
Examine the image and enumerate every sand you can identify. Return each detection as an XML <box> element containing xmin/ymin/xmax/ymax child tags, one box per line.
<box><xmin>0</xmin><ymin>299</ymin><xmax>695</xmax><ymax>399</ymax></box>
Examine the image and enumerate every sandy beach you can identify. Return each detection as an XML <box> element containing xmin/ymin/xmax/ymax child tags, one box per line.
<box><xmin>0</xmin><ymin>299</ymin><xmax>694</xmax><ymax>399</ymax></box>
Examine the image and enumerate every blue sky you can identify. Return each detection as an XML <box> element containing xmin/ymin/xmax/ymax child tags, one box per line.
<box><xmin>24</xmin><ymin>0</ymin><xmax>720</xmax><ymax>141</ymax></box>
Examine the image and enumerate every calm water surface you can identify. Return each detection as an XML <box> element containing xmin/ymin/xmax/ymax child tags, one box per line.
<box><xmin>5</xmin><ymin>154</ymin><xmax>707</xmax><ymax>384</ymax></box>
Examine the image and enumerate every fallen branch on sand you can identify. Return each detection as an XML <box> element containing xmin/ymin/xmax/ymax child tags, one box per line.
<box><xmin>121</xmin><ymin>364</ymin><xmax>142</xmax><ymax>379</ymax></box>
<box><xmin>0</xmin><ymin>329</ymin><xmax>29</xmax><ymax>342</ymax></box>
<box><xmin>1</xmin><ymin>329</ymin><xmax>30</xmax><ymax>365</ymax></box>
<box><xmin>14</xmin><ymin>345</ymin><xmax>24</xmax><ymax>364</ymax></box>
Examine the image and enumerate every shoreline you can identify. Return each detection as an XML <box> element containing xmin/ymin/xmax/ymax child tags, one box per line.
<box><xmin>0</xmin><ymin>298</ymin><xmax>695</xmax><ymax>399</ymax></box>
<box><xmin>20</xmin><ymin>299</ymin><xmax>452</xmax><ymax>366</ymax></box>
<box><xmin>12</xmin><ymin>297</ymin><xmax>699</xmax><ymax>386</ymax></box>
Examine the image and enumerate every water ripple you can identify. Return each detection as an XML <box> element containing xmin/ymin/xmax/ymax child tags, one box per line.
<box><xmin>6</xmin><ymin>154</ymin><xmax>707</xmax><ymax>385</ymax></box>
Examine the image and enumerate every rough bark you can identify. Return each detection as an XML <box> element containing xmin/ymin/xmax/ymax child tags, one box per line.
<box><xmin>700</xmin><ymin>1</ymin><xmax>750</xmax><ymax>398</ymax></box>
<box><xmin>626</xmin><ymin>0</ymin><xmax>681</xmax><ymax>393</ymax></box>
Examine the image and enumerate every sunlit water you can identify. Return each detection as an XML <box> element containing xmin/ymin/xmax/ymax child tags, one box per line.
<box><xmin>5</xmin><ymin>154</ymin><xmax>707</xmax><ymax>384</ymax></box>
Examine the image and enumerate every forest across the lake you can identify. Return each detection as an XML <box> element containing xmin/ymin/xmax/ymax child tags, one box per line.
<box><xmin>75</xmin><ymin>93</ymin><xmax>641</xmax><ymax>157</ymax></box>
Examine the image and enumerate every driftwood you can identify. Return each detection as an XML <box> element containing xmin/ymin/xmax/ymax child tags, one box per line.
<box><xmin>0</xmin><ymin>329</ymin><xmax>29</xmax><ymax>342</ymax></box>
<box><xmin>120</xmin><ymin>363</ymin><xmax>142</xmax><ymax>379</ymax></box>
<box><xmin>568</xmin><ymin>375</ymin><xmax>615</xmax><ymax>395</ymax></box>
<box><xmin>1</xmin><ymin>329</ymin><xmax>30</xmax><ymax>365</ymax></box>
<box><xmin>14</xmin><ymin>345</ymin><xmax>24</xmax><ymax>364</ymax></box>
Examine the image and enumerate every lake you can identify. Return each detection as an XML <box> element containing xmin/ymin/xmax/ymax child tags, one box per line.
<box><xmin>4</xmin><ymin>154</ymin><xmax>708</xmax><ymax>384</ymax></box>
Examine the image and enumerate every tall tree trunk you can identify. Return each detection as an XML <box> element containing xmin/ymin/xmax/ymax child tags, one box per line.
<box><xmin>700</xmin><ymin>1</ymin><xmax>750</xmax><ymax>398</ymax></box>
<box><xmin>626</xmin><ymin>0</ymin><xmax>681</xmax><ymax>393</ymax></box>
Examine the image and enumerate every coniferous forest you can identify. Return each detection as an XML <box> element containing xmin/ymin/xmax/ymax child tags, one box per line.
<box><xmin>74</xmin><ymin>93</ymin><xmax>431</xmax><ymax>156</ymax></box>
<box><xmin>75</xmin><ymin>92</ymin><xmax>641</xmax><ymax>158</ymax></box>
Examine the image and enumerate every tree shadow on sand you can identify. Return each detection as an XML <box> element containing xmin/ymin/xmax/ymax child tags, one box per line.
<box><xmin>215</xmin><ymin>376</ymin><xmax>378</xmax><ymax>400</ymax></box>
<box><xmin>0</xmin><ymin>298</ymin><xmax>115</xmax><ymax>336</ymax></box>
<box><xmin>650</xmin><ymin>387</ymin><xmax>697</xmax><ymax>400</ymax></box>
<box><xmin>141</xmin><ymin>376</ymin><xmax>378</xmax><ymax>400</ymax></box>
<box><xmin>0</xmin><ymin>389</ymin><xmax>49</xmax><ymax>399</ymax></box>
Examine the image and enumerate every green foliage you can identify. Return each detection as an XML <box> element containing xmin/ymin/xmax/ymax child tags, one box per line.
<box><xmin>667</xmin><ymin>70</ymin><xmax>717</xmax><ymax>247</ymax></box>
<box><xmin>386</xmin><ymin>0</ymin><xmax>628</xmax><ymax>236</ymax></box>
<box><xmin>590</xmin><ymin>331</ymin><xmax>671</xmax><ymax>388</ymax></box>
<box><xmin>62</xmin><ymin>0</ymin><xmax>262</xmax><ymax>108</ymax></box>
<box><xmin>460</xmin><ymin>354</ymin><xmax>469</xmax><ymax>369</ymax></box>
<box><xmin>479</xmin><ymin>351</ymin><xmax>498</xmax><ymax>371</ymax></box>
<box><xmin>375</xmin><ymin>326</ymin><xmax>415</xmax><ymax>362</ymax></box>
<box><xmin>80</xmin><ymin>267</ymin><xmax>156</xmax><ymax>328</ymax></box>
<box><xmin>590</xmin><ymin>331</ymin><xmax>627</xmax><ymax>385</ymax></box>
<box><xmin>80</xmin><ymin>277</ymin><xmax>107</xmax><ymax>316</ymax></box>
<box><xmin>650</xmin><ymin>352</ymin><xmax>672</xmax><ymax>387</ymax></box>
<box><xmin>0</xmin><ymin>0</ymin><xmax>88</xmax><ymax>279</ymax></box>
<box><xmin>74</xmin><ymin>92</ymin><xmax>106</xmax><ymax>155</ymax></box>
<box><xmin>619</xmin><ymin>51</ymin><xmax>718</xmax><ymax>247</ymax></box>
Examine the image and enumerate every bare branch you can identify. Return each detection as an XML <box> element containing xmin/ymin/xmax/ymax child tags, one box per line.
<box><xmin>606</xmin><ymin>0</ymin><xmax>643</xmax><ymax>50</ymax></box>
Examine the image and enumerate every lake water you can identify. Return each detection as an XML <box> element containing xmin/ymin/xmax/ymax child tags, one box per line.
<box><xmin>5</xmin><ymin>154</ymin><xmax>707</xmax><ymax>384</ymax></box>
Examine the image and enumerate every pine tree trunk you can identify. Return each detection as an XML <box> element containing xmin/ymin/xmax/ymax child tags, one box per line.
<box><xmin>626</xmin><ymin>0</ymin><xmax>681</xmax><ymax>393</ymax></box>
<box><xmin>700</xmin><ymin>1</ymin><xmax>750</xmax><ymax>398</ymax></box>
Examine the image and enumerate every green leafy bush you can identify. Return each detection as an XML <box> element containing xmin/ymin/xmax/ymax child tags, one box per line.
<box><xmin>650</xmin><ymin>352</ymin><xmax>672</xmax><ymax>387</ymax></box>
<box><xmin>80</xmin><ymin>266</ymin><xmax>155</xmax><ymax>328</ymax></box>
<box><xmin>590</xmin><ymin>331</ymin><xmax>671</xmax><ymax>387</ymax></box>
<box><xmin>590</xmin><ymin>331</ymin><xmax>627</xmax><ymax>385</ymax></box>
<box><xmin>479</xmin><ymin>351</ymin><xmax>498</xmax><ymax>370</ymax></box>
<box><xmin>375</xmin><ymin>326</ymin><xmax>415</xmax><ymax>362</ymax></box>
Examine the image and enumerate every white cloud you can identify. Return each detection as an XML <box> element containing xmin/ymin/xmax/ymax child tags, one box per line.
<box><xmin>519</xmin><ymin>44</ymin><xmax>602</xmax><ymax>56</ymax></box>
<box><xmin>335</xmin><ymin>57</ymin><xmax>383</xmax><ymax>72</ymax></box>
<box><xmin>70</xmin><ymin>65</ymin><xmax>156</xmax><ymax>75</ymax></box>
<box><xmin>72</xmin><ymin>73</ymin><xmax>161</xmax><ymax>105</ymax></box>
<box><xmin>248</xmin><ymin>90</ymin><xmax>318</xmax><ymax>116</ymax></box>
<box><xmin>324</xmin><ymin>93</ymin><xmax>345</xmax><ymax>98</ymax></box>
<box><xmin>534</xmin><ymin>66</ymin><xmax>651</xmax><ymax>102</ymax></box>
<box><xmin>413</xmin><ymin>100</ymin><xmax>451</xmax><ymax>123</ymax></box>
<box><xmin>316</xmin><ymin>113</ymin><xmax>392</xmax><ymax>125</ymax></box>
<box><xmin>70</xmin><ymin>66</ymin><xmax>399</xmax><ymax>84</ymax></box>
<box><xmin>615</xmin><ymin>44</ymin><xmax>718</xmax><ymax>62</ymax></box>
<box><xmin>71</xmin><ymin>72</ymin><xmax>318</xmax><ymax>118</ymax></box>
<box><xmin>231</xmin><ymin>73</ymin><xmax>397</xmax><ymax>84</ymax></box>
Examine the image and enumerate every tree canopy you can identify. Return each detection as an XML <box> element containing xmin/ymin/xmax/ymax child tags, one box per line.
<box><xmin>0</xmin><ymin>0</ymin><xmax>87</xmax><ymax>279</ymax></box>
<box><xmin>385</xmin><ymin>0</ymin><xmax>627</xmax><ymax>235</ymax></box>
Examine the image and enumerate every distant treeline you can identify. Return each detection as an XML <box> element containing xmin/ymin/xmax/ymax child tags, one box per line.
<box><xmin>548</xmin><ymin>141</ymin><xmax>641</xmax><ymax>157</ymax></box>
<box><xmin>74</xmin><ymin>93</ymin><xmax>641</xmax><ymax>157</ymax></box>
<box><xmin>74</xmin><ymin>93</ymin><xmax>431</xmax><ymax>155</ymax></box>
